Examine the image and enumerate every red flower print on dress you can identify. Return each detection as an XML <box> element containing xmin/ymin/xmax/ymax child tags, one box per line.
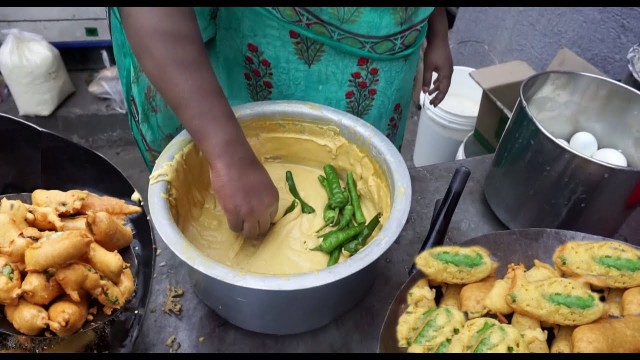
<box><xmin>243</xmin><ymin>43</ymin><xmax>273</xmax><ymax>101</ymax></box>
<box><xmin>386</xmin><ymin>103</ymin><xmax>403</xmax><ymax>143</ymax></box>
<box><xmin>345</xmin><ymin>57</ymin><xmax>379</xmax><ymax>118</ymax></box>
<box><xmin>144</xmin><ymin>85</ymin><xmax>160</xmax><ymax>114</ymax></box>
<box><xmin>290</xmin><ymin>28</ymin><xmax>325</xmax><ymax>68</ymax></box>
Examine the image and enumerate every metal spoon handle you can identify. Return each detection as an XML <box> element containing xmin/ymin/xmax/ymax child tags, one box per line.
<box><xmin>408</xmin><ymin>166</ymin><xmax>471</xmax><ymax>276</ymax></box>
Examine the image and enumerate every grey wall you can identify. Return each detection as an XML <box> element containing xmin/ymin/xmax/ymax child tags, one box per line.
<box><xmin>449</xmin><ymin>7</ymin><xmax>640</xmax><ymax>80</ymax></box>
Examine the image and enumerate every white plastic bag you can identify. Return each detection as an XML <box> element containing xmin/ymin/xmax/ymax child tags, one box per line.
<box><xmin>88</xmin><ymin>50</ymin><xmax>126</xmax><ymax>113</ymax></box>
<box><xmin>0</xmin><ymin>29</ymin><xmax>75</xmax><ymax>116</ymax></box>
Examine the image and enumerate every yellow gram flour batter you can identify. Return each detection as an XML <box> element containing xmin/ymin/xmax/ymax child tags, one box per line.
<box><xmin>150</xmin><ymin>119</ymin><xmax>391</xmax><ymax>275</ymax></box>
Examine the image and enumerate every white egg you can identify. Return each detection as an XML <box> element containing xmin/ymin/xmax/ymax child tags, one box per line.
<box><xmin>556</xmin><ymin>138</ymin><xmax>569</xmax><ymax>147</ymax></box>
<box><xmin>569</xmin><ymin>132</ymin><xmax>598</xmax><ymax>156</ymax></box>
<box><xmin>592</xmin><ymin>148</ymin><xmax>628</xmax><ymax>167</ymax></box>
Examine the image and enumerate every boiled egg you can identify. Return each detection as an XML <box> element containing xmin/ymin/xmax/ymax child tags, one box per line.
<box><xmin>569</xmin><ymin>132</ymin><xmax>598</xmax><ymax>156</ymax></box>
<box><xmin>592</xmin><ymin>148</ymin><xmax>628</xmax><ymax>167</ymax></box>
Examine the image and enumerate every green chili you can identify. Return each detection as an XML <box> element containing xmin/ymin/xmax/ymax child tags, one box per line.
<box><xmin>335</xmin><ymin>204</ymin><xmax>354</xmax><ymax>231</ymax></box>
<box><xmin>318</xmin><ymin>175</ymin><xmax>332</xmax><ymax>199</ymax></box>
<box><xmin>432</xmin><ymin>251</ymin><xmax>484</xmax><ymax>268</ymax></box>
<box><xmin>343</xmin><ymin>213</ymin><xmax>381</xmax><ymax>254</ymax></box>
<box><xmin>285</xmin><ymin>170</ymin><xmax>315</xmax><ymax>214</ymax></box>
<box><xmin>283</xmin><ymin>200</ymin><xmax>297</xmax><ymax>217</ymax></box>
<box><xmin>312</xmin><ymin>224</ymin><xmax>365</xmax><ymax>253</ymax></box>
<box><xmin>2</xmin><ymin>264</ymin><xmax>14</xmax><ymax>282</ymax></box>
<box><xmin>545</xmin><ymin>293</ymin><xmax>596</xmax><ymax>309</ymax></box>
<box><xmin>595</xmin><ymin>256</ymin><xmax>640</xmax><ymax>272</ymax></box>
<box><xmin>347</xmin><ymin>172</ymin><xmax>366</xmax><ymax>225</ymax></box>
<box><xmin>323</xmin><ymin>164</ymin><xmax>348</xmax><ymax>209</ymax></box>
<box><xmin>327</xmin><ymin>247</ymin><xmax>342</xmax><ymax>267</ymax></box>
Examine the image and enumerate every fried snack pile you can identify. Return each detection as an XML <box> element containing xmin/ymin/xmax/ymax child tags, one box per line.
<box><xmin>0</xmin><ymin>189</ymin><xmax>141</xmax><ymax>337</ymax></box>
<box><xmin>396</xmin><ymin>242</ymin><xmax>640</xmax><ymax>353</ymax></box>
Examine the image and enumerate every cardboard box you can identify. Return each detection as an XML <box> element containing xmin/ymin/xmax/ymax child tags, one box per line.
<box><xmin>469</xmin><ymin>48</ymin><xmax>607</xmax><ymax>153</ymax></box>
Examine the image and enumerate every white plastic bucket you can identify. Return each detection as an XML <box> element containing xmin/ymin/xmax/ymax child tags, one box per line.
<box><xmin>413</xmin><ymin>66</ymin><xmax>483</xmax><ymax>167</ymax></box>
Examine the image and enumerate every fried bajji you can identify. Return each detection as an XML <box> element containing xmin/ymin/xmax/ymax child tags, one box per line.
<box><xmin>506</xmin><ymin>264</ymin><xmax>605</xmax><ymax>326</ymax></box>
<box><xmin>621</xmin><ymin>287</ymin><xmax>640</xmax><ymax>316</ymax></box>
<box><xmin>460</xmin><ymin>276</ymin><xmax>496</xmax><ymax>319</ymax></box>
<box><xmin>55</xmin><ymin>263</ymin><xmax>98</xmax><ymax>302</ymax></box>
<box><xmin>79</xmin><ymin>192</ymin><xmax>142</xmax><ymax>216</ymax></box>
<box><xmin>439</xmin><ymin>284</ymin><xmax>462</xmax><ymax>309</ymax></box>
<box><xmin>61</xmin><ymin>215</ymin><xmax>88</xmax><ymax>231</ymax></box>
<box><xmin>0</xmin><ymin>198</ymin><xmax>30</xmax><ymax>230</ymax></box>
<box><xmin>0</xmin><ymin>233</ymin><xmax>34</xmax><ymax>263</ymax></box>
<box><xmin>415</xmin><ymin>245</ymin><xmax>496</xmax><ymax>285</ymax></box>
<box><xmin>26</xmin><ymin>205</ymin><xmax>64</xmax><ymax>231</ymax></box>
<box><xmin>553</xmin><ymin>241</ymin><xmax>640</xmax><ymax>288</ymax></box>
<box><xmin>447</xmin><ymin>317</ymin><xmax>501</xmax><ymax>353</ymax></box>
<box><xmin>55</xmin><ymin>262</ymin><xmax>124</xmax><ymax>310</ymax></box>
<box><xmin>4</xmin><ymin>299</ymin><xmax>49</xmax><ymax>336</ymax></box>
<box><xmin>24</xmin><ymin>230</ymin><xmax>93</xmax><ymax>272</ymax></box>
<box><xmin>571</xmin><ymin>316</ymin><xmax>640</xmax><ymax>353</ymax></box>
<box><xmin>510</xmin><ymin>313</ymin><xmax>549</xmax><ymax>353</ymax></box>
<box><xmin>86</xmin><ymin>211</ymin><xmax>133</xmax><ymax>251</ymax></box>
<box><xmin>407</xmin><ymin>278</ymin><xmax>436</xmax><ymax>309</ymax></box>
<box><xmin>550</xmin><ymin>326</ymin><xmax>574</xmax><ymax>353</ymax></box>
<box><xmin>117</xmin><ymin>266</ymin><xmax>135</xmax><ymax>302</ymax></box>
<box><xmin>603</xmin><ymin>288</ymin><xmax>625</xmax><ymax>318</ymax></box>
<box><xmin>406</xmin><ymin>306</ymin><xmax>466</xmax><ymax>353</ymax></box>
<box><xmin>87</xmin><ymin>242</ymin><xmax>125</xmax><ymax>284</ymax></box>
<box><xmin>20</xmin><ymin>271</ymin><xmax>64</xmax><ymax>306</ymax></box>
<box><xmin>0</xmin><ymin>213</ymin><xmax>21</xmax><ymax>246</ymax></box>
<box><xmin>47</xmin><ymin>295</ymin><xmax>89</xmax><ymax>337</ymax></box>
<box><xmin>31</xmin><ymin>189</ymin><xmax>87</xmax><ymax>216</ymax></box>
<box><xmin>0</xmin><ymin>257</ymin><xmax>22</xmax><ymax>305</ymax></box>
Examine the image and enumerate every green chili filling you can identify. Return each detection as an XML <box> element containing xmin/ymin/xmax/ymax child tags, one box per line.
<box><xmin>413</xmin><ymin>308</ymin><xmax>452</xmax><ymax>345</ymax></box>
<box><xmin>104</xmin><ymin>289</ymin><xmax>120</xmax><ymax>305</ymax></box>
<box><xmin>545</xmin><ymin>293</ymin><xmax>595</xmax><ymax>309</ymax></box>
<box><xmin>559</xmin><ymin>255</ymin><xmax>567</xmax><ymax>266</ymax></box>
<box><xmin>595</xmin><ymin>256</ymin><xmax>640</xmax><ymax>272</ymax></box>
<box><xmin>406</xmin><ymin>308</ymin><xmax>437</xmax><ymax>346</ymax></box>
<box><xmin>435</xmin><ymin>339</ymin><xmax>451</xmax><ymax>353</ymax></box>
<box><xmin>433</xmin><ymin>251</ymin><xmax>484</xmax><ymax>268</ymax></box>
<box><xmin>2</xmin><ymin>264</ymin><xmax>14</xmax><ymax>282</ymax></box>
<box><xmin>473</xmin><ymin>336</ymin><xmax>496</xmax><ymax>353</ymax></box>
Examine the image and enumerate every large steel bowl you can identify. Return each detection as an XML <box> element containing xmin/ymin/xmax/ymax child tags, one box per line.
<box><xmin>485</xmin><ymin>71</ymin><xmax>640</xmax><ymax>238</ymax></box>
<box><xmin>147</xmin><ymin>101</ymin><xmax>412</xmax><ymax>335</ymax></box>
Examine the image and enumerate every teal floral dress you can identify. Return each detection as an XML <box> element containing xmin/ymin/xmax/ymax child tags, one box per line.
<box><xmin>109</xmin><ymin>7</ymin><xmax>434</xmax><ymax>170</ymax></box>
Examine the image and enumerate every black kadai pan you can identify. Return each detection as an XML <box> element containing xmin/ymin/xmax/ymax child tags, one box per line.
<box><xmin>0</xmin><ymin>113</ymin><xmax>155</xmax><ymax>353</ymax></box>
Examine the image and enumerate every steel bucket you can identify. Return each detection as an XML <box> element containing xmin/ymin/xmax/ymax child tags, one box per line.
<box><xmin>484</xmin><ymin>71</ymin><xmax>640</xmax><ymax>238</ymax></box>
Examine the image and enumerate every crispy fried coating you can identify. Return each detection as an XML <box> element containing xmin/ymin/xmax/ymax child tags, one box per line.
<box><xmin>24</xmin><ymin>230</ymin><xmax>93</xmax><ymax>272</ymax></box>
<box><xmin>415</xmin><ymin>245</ymin><xmax>496</xmax><ymax>285</ymax></box>
<box><xmin>47</xmin><ymin>295</ymin><xmax>89</xmax><ymax>337</ymax></box>
<box><xmin>79</xmin><ymin>192</ymin><xmax>142</xmax><ymax>216</ymax></box>
<box><xmin>31</xmin><ymin>189</ymin><xmax>87</xmax><ymax>216</ymax></box>
<box><xmin>20</xmin><ymin>271</ymin><xmax>64</xmax><ymax>306</ymax></box>
<box><xmin>4</xmin><ymin>299</ymin><xmax>49</xmax><ymax>336</ymax></box>
<box><xmin>572</xmin><ymin>316</ymin><xmax>640</xmax><ymax>353</ymax></box>
<box><xmin>0</xmin><ymin>198</ymin><xmax>30</xmax><ymax>230</ymax></box>
<box><xmin>86</xmin><ymin>212</ymin><xmax>133</xmax><ymax>251</ymax></box>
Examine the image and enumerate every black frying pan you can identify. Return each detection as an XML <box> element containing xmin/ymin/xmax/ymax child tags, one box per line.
<box><xmin>377</xmin><ymin>166</ymin><xmax>620</xmax><ymax>353</ymax></box>
<box><xmin>0</xmin><ymin>114</ymin><xmax>155</xmax><ymax>352</ymax></box>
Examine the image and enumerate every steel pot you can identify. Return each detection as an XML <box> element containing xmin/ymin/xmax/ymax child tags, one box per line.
<box><xmin>485</xmin><ymin>71</ymin><xmax>640</xmax><ymax>238</ymax></box>
<box><xmin>147</xmin><ymin>101</ymin><xmax>412</xmax><ymax>335</ymax></box>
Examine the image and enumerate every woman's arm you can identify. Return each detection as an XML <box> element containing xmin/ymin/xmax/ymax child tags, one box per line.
<box><xmin>422</xmin><ymin>7</ymin><xmax>453</xmax><ymax>107</ymax></box>
<box><xmin>119</xmin><ymin>7</ymin><xmax>278</xmax><ymax>238</ymax></box>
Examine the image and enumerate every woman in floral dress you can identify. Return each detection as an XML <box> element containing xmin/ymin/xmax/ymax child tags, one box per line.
<box><xmin>109</xmin><ymin>7</ymin><xmax>453</xmax><ymax>238</ymax></box>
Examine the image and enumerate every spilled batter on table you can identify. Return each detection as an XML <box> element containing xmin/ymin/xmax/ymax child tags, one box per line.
<box><xmin>151</xmin><ymin>119</ymin><xmax>391</xmax><ymax>275</ymax></box>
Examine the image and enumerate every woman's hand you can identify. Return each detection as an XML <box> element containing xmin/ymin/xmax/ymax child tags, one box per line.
<box><xmin>209</xmin><ymin>142</ymin><xmax>279</xmax><ymax>239</ymax></box>
<box><xmin>422</xmin><ymin>7</ymin><xmax>454</xmax><ymax>108</ymax></box>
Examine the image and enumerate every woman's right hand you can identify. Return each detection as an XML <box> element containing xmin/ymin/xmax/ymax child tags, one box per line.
<box><xmin>209</xmin><ymin>143</ymin><xmax>279</xmax><ymax>239</ymax></box>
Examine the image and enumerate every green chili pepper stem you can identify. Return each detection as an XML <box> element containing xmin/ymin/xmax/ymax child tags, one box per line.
<box><xmin>331</xmin><ymin>206</ymin><xmax>341</xmax><ymax>227</ymax></box>
<box><xmin>347</xmin><ymin>172</ymin><xmax>366</xmax><ymax>225</ymax></box>
<box><xmin>283</xmin><ymin>199</ymin><xmax>297</xmax><ymax>217</ymax></box>
<box><xmin>313</xmin><ymin>224</ymin><xmax>365</xmax><ymax>253</ymax></box>
<box><xmin>285</xmin><ymin>171</ymin><xmax>315</xmax><ymax>214</ymax></box>
<box><xmin>323</xmin><ymin>164</ymin><xmax>348</xmax><ymax>209</ymax></box>
<box><xmin>327</xmin><ymin>247</ymin><xmax>342</xmax><ymax>267</ymax></box>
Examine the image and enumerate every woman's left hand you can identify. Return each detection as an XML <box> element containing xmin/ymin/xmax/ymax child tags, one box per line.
<box><xmin>422</xmin><ymin>7</ymin><xmax>454</xmax><ymax>108</ymax></box>
<box><xmin>422</xmin><ymin>39</ymin><xmax>453</xmax><ymax>108</ymax></box>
